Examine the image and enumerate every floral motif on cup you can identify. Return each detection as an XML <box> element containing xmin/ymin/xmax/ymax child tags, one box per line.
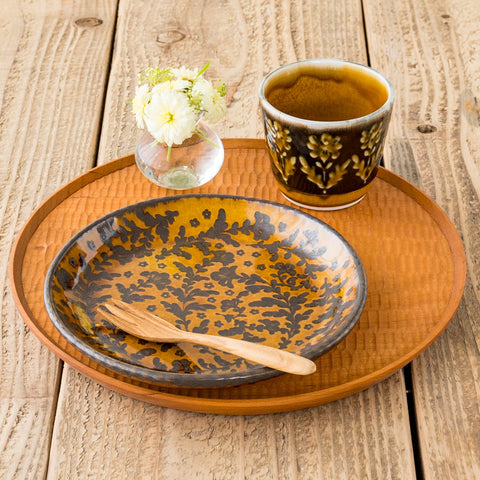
<box><xmin>351</xmin><ymin>154</ymin><xmax>375</xmax><ymax>182</ymax></box>
<box><xmin>353</xmin><ymin>123</ymin><xmax>383</xmax><ymax>182</ymax></box>
<box><xmin>296</xmin><ymin>133</ymin><xmax>347</xmax><ymax>192</ymax></box>
<box><xmin>266</xmin><ymin>120</ymin><xmax>385</xmax><ymax>191</ymax></box>
<box><xmin>307</xmin><ymin>133</ymin><xmax>343</xmax><ymax>163</ymax></box>
<box><xmin>361</xmin><ymin>123</ymin><xmax>381</xmax><ymax>156</ymax></box>
<box><xmin>269</xmin><ymin>119</ymin><xmax>292</xmax><ymax>152</ymax></box>
<box><xmin>265</xmin><ymin>119</ymin><xmax>297</xmax><ymax>182</ymax></box>
<box><xmin>299</xmin><ymin>156</ymin><xmax>351</xmax><ymax>193</ymax></box>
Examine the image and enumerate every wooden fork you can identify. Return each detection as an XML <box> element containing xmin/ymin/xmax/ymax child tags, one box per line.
<box><xmin>100</xmin><ymin>300</ymin><xmax>316</xmax><ymax>376</ymax></box>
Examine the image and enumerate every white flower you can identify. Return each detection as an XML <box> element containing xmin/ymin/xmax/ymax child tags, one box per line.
<box><xmin>192</xmin><ymin>78</ymin><xmax>226</xmax><ymax>123</ymax></box>
<box><xmin>203</xmin><ymin>88</ymin><xmax>227</xmax><ymax>123</ymax></box>
<box><xmin>151</xmin><ymin>79</ymin><xmax>191</xmax><ymax>95</ymax></box>
<box><xmin>131</xmin><ymin>84</ymin><xmax>150</xmax><ymax>128</ymax></box>
<box><xmin>172</xmin><ymin>66</ymin><xmax>198</xmax><ymax>82</ymax></box>
<box><xmin>132</xmin><ymin>63</ymin><xmax>226</xmax><ymax>146</ymax></box>
<box><xmin>144</xmin><ymin>90</ymin><xmax>197</xmax><ymax>146</ymax></box>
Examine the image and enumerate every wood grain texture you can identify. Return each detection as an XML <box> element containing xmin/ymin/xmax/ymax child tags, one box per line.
<box><xmin>97</xmin><ymin>0</ymin><xmax>369</xmax><ymax>162</ymax></box>
<box><xmin>0</xmin><ymin>1</ymin><xmax>117</xmax><ymax>479</ymax></box>
<box><xmin>48</xmin><ymin>368</ymin><xmax>412</xmax><ymax>480</ymax></box>
<box><xmin>46</xmin><ymin>1</ymin><xmax>416</xmax><ymax>479</ymax></box>
<box><xmin>363</xmin><ymin>0</ymin><xmax>480</xmax><ymax>477</ymax></box>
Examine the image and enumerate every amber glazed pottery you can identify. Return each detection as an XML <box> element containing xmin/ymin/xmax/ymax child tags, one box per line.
<box><xmin>9</xmin><ymin>139</ymin><xmax>466</xmax><ymax>414</ymax></box>
<box><xmin>259</xmin><ymin>59</ymin><xmax>394</xmax><ymax>210</ymax></box>
<box><xmin>44</xmin><ymin>195</ymin><xmax>366</xmax><ymax>387</ymax></box>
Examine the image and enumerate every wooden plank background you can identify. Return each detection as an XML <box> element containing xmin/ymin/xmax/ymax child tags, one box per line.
<box><xmin>1</xmin><ymin>1</ymin><xmax>117</xmax><ymax>478</ymax></box>
<box><xmin>364</xmin><ymin>0</ymin><xmax>480</xmax><ymax>478</ymax></box>
<box><xmin>1</xmin><ymin>0</ymin><xmax>479</xmax><ymax>478</ymax></box>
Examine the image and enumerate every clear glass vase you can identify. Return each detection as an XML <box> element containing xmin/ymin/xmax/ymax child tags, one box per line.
<box><xmin>135</xmin><ymin>123</ymin><xmax>224</xmax><ymax>189</ymax></box>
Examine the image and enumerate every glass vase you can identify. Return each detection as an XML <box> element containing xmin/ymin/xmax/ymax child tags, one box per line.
<box><xmin>135</xmin><ymin>123</ymin><xmax>224</xmax><ymax>189</ymax></box>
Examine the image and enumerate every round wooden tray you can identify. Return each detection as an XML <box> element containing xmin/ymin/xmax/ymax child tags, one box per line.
<box><xmin>9</xmin><ymin>139</ymin><xmax>466</xmax><ymax>415</ymax></box>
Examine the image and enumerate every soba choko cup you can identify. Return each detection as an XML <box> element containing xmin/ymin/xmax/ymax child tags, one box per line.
<box><xmin>259</xmin><ymin>59</ymin><xmax>394</xmax><ymax>210</ymax></box>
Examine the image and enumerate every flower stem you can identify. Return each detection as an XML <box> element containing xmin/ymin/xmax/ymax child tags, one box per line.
<box><xmin>195</xmin><ymin>128</ymin><xmax>220</xmax><ymax>149</ymax></box>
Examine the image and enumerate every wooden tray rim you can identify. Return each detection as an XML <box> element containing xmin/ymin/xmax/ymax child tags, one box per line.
<box><xmin>9</xmin><ymin>138</ymin><xmax>466</xmax><ymax>415</ymax></box>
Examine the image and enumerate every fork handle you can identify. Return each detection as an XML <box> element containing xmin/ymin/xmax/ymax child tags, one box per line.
<box><xmin>178</xmin><ymin>331</ymin><xmax>316</xmax><ymax>375</ymax></box>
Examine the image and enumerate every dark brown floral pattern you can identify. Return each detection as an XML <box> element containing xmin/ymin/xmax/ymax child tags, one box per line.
<box><xmin>45</xmin><ymin>195</ymin><xmax>366</xmax><ymax>387</ymax></box>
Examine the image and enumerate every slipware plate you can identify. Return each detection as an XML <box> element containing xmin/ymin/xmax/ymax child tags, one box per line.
<box><xmin>44</xmin><ymin>194</ymin><xmax>367</xmax><ymax>388</ymax></box>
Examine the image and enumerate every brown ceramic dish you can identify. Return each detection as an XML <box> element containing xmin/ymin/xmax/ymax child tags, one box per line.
<box><xmin>44</xmin><ymin>194</ymin><xmax>367</xmax><ymax>388</ymax></box>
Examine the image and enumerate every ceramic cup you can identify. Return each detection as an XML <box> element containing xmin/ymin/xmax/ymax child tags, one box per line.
<box><xmin>259</xmin><ymin>59</ymin><xmax>394</xmax><ymax>210</ymax></box>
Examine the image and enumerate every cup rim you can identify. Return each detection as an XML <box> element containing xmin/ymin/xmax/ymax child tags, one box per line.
<box><xmin>258</xmin><ymin>58</ymin><xmax>394</xmax><ymax>128</ymax></box>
